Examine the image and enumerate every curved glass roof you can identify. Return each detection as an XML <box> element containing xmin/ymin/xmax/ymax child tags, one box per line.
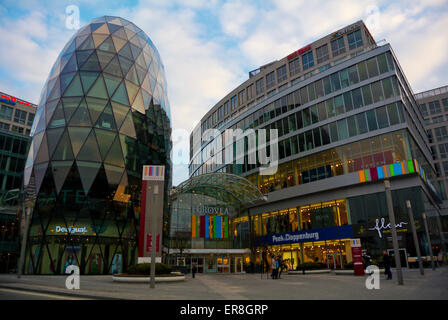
<box><xmin>173</xmin><ymin>173</ymin><xmax>266</xmax><ymax>208</ymax></box>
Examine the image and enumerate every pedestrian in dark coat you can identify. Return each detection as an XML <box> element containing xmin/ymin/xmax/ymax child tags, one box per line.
<box><xmin>383</xmin><ymin>250</ymin><xmax>392</xmax><ymax>280</ymax></box>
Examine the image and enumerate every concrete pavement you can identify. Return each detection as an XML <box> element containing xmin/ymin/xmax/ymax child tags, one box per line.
<box><xmin>0</xmin><ymin>267</ymin><xmax>447</xmax><ymax>300</ymax></box>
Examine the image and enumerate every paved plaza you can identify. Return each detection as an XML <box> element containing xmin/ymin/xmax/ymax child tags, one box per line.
<box><xmin>0</xmin><ymin>266</ymin><xmax>447</xmax><ymax>300</ymax></box>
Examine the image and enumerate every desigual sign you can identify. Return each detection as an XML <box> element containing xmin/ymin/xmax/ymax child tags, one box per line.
<box><xmin>55</xmin><ymin>226</ymin><xmax>88</xmax><ymax>234</ymax></box>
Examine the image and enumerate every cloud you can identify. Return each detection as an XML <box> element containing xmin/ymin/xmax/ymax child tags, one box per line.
<box><xmin>219</xmin><ymin>0</ymin><xmax>256</xmax><ymax>38</ymax></box>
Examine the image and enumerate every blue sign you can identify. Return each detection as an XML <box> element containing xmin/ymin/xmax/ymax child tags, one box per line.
<box><xmin>256</xmin><ymin>225</ymin><xmax>354</xmax><ymax>246</ymax></box>
<box><xmin>0</xmin><ymin>97</ymin><xmax>16</xmax><ymax>106</ymax></box>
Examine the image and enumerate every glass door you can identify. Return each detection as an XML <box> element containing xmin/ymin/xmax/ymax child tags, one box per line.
<box><xmin>205</xmin><ymin>256</ymin><xmax>217</xmax><ymax>273</ymax></box>
<box><xmin>192</xmin><ymin>257</ymin><xmax>204</xmax><ymax>273</ymax></box>
<box><xmin>326</xmin><ymin>253</ymin><xmax>342</xmax><ymax>269</ymax></box>
<box><xmin>217</xmin><ymin>256</ymin><xmax>230</xmax><ymax>273</ymax></box>
<box><xmin>235</xmin><ymin>256</ymin><xmax>243</xmax><ymax>273</ymax></box>
<box><xmin>387</xmin><ymin>249</ymin><xmax>408</xmax><ymax>268</ymax></box>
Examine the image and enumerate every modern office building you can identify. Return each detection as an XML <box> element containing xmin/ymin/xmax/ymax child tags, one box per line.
<box><xmin>0</xmin><ymin>91</ymin><xmax>37</xmax><ymax>273</ymax></box>
<box><xmin>168</xmin><ymin>21</ymin><xmax>445</xmax><ymax>273</ymax></box>
<box><xmin>21</xmin><ymin>16</ymin><xmax>172</xmax><ymax>275</ymax></box>
<box><xmin>416</xmin><ymin>85</ymin><xmax>448</xmax><ymax>252</ymax></box>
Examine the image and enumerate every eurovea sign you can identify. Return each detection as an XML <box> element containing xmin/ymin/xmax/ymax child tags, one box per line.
<box><xmin>286</xmin><ymin>44</ymin><xmax>311</xmax><ymax>61</ymax></box>
<box><xmin>257</xmin><ymin>225</ymin><xmax>353</xmax><ymax>246</ymax></box>
<box><xmin>0</xmin><ymin>92</ymin><xmax>34</xmax><ymax>108</ymax></box>
<box><xmin>194</xmin><ymin>205</ymin><xmax>230</xmax><ymax>215</ymax></box>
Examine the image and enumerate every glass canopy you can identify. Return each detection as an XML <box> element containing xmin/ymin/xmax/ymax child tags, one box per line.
<box><xmin>172</xmin><ymin>173</ymin><xmax>266</xmax><ymax>208</ymax></box>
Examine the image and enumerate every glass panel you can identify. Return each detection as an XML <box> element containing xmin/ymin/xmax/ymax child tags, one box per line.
<box><xmin>362</xmin><ymin>85</ymin><xmax>373</xmax><ymax>106</ymax></box>
<box><xmin>52</xmin><ymin>130</ymin><xmax>74</xmax><ymax>161</ymax></box>
<box><xmin>371</xmin><ymin>81</ymin><xmax>384</xmax><ymax>103</ymax></box>
<box><xmin>317</xmin><ymin>102</ymin><xmax>327</xmax><ymax>121</ymax></box>
<box><xmin>337</xmin><ymin>119</ymin><xmax>348</xmax><ymax>140</ymax></box>
<box><xmin>94</xmin><ymin>129</ymin><xmax>117</xmax><ymax>159</ymax></box>
<box><xmin>334</xmin><ymin>95</ymin><xmax>344</xmax><ymax>115</ymax></box>
<box><xmin>382</xmin><ymin>78</ymin><xmax>394</xmax><ymax>99</ymax></box>
<box><xmin>98</xmin><ymin>36</ymin><xmax>116</xmax><ymax>53</ymax></box>
<box><xmin>347</xmin><ymin>115</ymin><xmax>358</xmax><ymax>137</ymax></box>
<box><xmin>387</xmin><ymin>103</ymin><xmax>400</xmax><ymax>125</ymax></box>
<box><xmin>68</xmin><ymin>127</ymin><xmax>91</xmax><ymax>157</ymax></box>
<box><xmin>340</xmin><ymin>69</ymin><xmax>349</xmax><ymax>88</ymax></box>
<box><xmin>343</xmin><ymin>91</ymin><xmax>353</xmax><ymax>112</ymax></box>
<box><xmin>119</xmin><ymin>111</ymin><xmax>137</xmax><ymax>138</ymax></box>
<box><xmin>46</xmin><ymin>127</ymin><xmax>65</xmax><ymax>158</ymax></box>
<box><xmin>302</xmin><ymin>109</ymin><xmax>311</xmax><ymax>127</ymax></box>
<box><xmin>323</xmin><ymin>76</ymin><xmax>332</xmax><ymax>95</ymax></box>
<box><xmin>103</xmin><ymin>56</ymin><xmax>123</xmax><ymax>77</ymax></box>
<box><xmin>326</xmin><ymin>99</ymin><xmax>335</xmax><ymax>118</ymax></box>
<box><xmin>111</xmin><ymin>81</ymin><xmax>130</xmax><ymax>106</ymax></box>
<box><xmin>80</xmin><ymin>51</ymin><xmax>101</xmax><ymax>71</ymax></box>
<box><xmin>376</xmin><ymin>106</ymin><xmax>389</xmax><ymax>128</ymax></box>
<box><xmin>330</xmin><ymin>73</ymin><xmax>341</xmax><ymax>91</ymax></box>
<box><xmin>366</xmin><ymin>57</ymin><xmax>379</xmax><ymax>78</ymax></box>
<box><xmin>63</xmin><ymin>74</ymin><xmax>83</xmax><ymax>97</ymax></box>
<box><xmin>348</xmin><ymin>65</ymin><xmax>359</xmax><ymax>85</ymax></box>
<box><xmin>352</xmin><ymin>88</ymin><xmax>363</xmax><ymax>109</ymax></box>
<box><xmin>80</xmin><ymin>71</ymin><xmax>100</xmax><ymax>94</ymax></box>
<box><xmin>111</xmin><ymin>101</ymin><xmax>129</xmax><ymax>128</ymax></box>
<box><xmin>76</xmin><ymin>161</ymin><xmax>101</xmax><ymax>192</ymax></box>
<box><xmin>77</xmin><ymin>130</ymin><xmax>102</xmax><ymax>161</ymax></box>
<box><xmin>104</xmin><ymin>136</ymin><xmax>125</xmax><ymax>167</ymax></box>
<box><xmin>377</xmin><ymin>53</ymin><xmax>389</xmax><ymax>74</ymax></box>
<box><xmin>356</xmin><ymin>113</ymin><xmax>368</xmax><ymax>134</ymax></box>
<box><xmin>329</xmin><ymin>122</ymin><xmax>338</xmax><ymax>142</ymax></box>
<box><xmin>358</xmin><ymin>61</ymin><xmax>368</xmax><ymax>81</ymax></box>
<box><xmin>51</xmin><ymin>160</ymin><xmax>73</xmax><ymax>193</ymax></box>
<box><xmin>69</xmin><ymin>99</ymin><xmax>92</xmax><ymax>126</ymax></box>
<box><xmin>95</xmin><ymin>103</ymin><xmax>116</xmax><ymax>130</ymax></box>
<box><xmin>366</xmin><ymin>109</ymin><xmax>378</xmax><ymax>131</ymax></box>
<box><xmin>86</xmin><ymin>97</ymin><xmax>108</xmax><ymax>124</ymax></box>
<box><xmin>104</xmin><ymin>164</ymin><xmax>125</xmax><ymax>186</ymax></box>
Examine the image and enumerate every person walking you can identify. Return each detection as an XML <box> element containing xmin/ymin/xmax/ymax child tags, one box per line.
<box><xmin>278</xmin><ymin>256</ymin><xmax>284</xmax><ymax>279</ymax></box>
<box><xmin>383</xmin><ymin>250</ymin><xmax>392</xmax><ymax>280</ymax></box>
<box><xmin>271</xmin><ymin>256</ymin><xmax>277</xmax><ymax>279</ymax></box>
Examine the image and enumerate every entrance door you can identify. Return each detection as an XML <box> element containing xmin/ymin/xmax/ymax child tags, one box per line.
<box><xmin>387</xmin><ymin>249</ymin><xmax>408</xmax><ymax>268</ymax></box>
<box><xmin>192</xmin><ymin>257</ymin><xmax>204</xmax><ymax>273</ymax></box>
<box><xmin>235</xmin><ymin>257</ymin><xmax>243</xmax><ymax>273</ymax></box>
<box><xmin>326</xmin><ymin>253</ymin><xmax>342</xmax><ymax>269</ymax></box>
<box><xmin>217</xmin><ymin>256</ymin><xmax>230</xmax><ymax>273</ymax></box>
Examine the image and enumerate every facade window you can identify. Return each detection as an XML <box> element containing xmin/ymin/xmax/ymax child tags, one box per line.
<box><xmin>27</xmin><ymin>113</ymin><xmax>35</xmax><ymax>127</ymax></box>
<box><xmin>0</xmin><ymin>105</ymin><xmax>13</xmax><ymax>120</ymax></box>
<box><xmin>443</xmin><ymin>162</ymin><xmax>448</xmax><ymax>176</ymax></box>
<box><xmin>331</xmin><ymin>37</ymin><xmax>346</xmax><ymax>56</ymax></box>
<box><xmin>218</xmin><ymin>106</ymin><xmax>223</xmax><ymax>121</ymax></box>
<box><xmin>224</xmin><ymin>101</ymin><xmax>230</xmax><ymax>115</ymax></box>
<box><xmin>277</xmin><ymin>64</ymin><xmax>287</xmax><ymax>83</ymax></box>
<box><xmin>419</xmin><ymin>104</ymin><xmax>428</xmax><ymax>117</ymax></box>
<box><xmin>0</xmin><ymin>122</ymin><xmax>10</xmax><ymax>131</ymax></box>
<box><xmin>439</xmin><ymin>143</ymin><xmax>448</xmax><ymax>159</ymax></box>
<box><xmin>14</xmin><ymin>109</ymin><xmax>27</xmax><ymax>125</ymax></box>
<box><xmin>433</xmin><ymin>116</ymin><xmax>444</xmax><ymax>123</ymax></box>
<box><xmin>427</xmin><ymin>129</ymin><xmax>433</xmax><ymax>143</ymax></box>
<box><xmin>266</xmin><ymin>71</ymin><xmax>275</xmax><ymax>89</ymax></box>
<box><xmin>238</xmin><ymin>90</ymin><xmax>245</xmax><ymax>106</ymax></box>
<box><xmin>256</xmin><ymin>78</ymin><xmax>264</xmax><ymax>95</ymax></box>
<box><xmin>435</xmin><ymin>126</ymin><xmax>448</xmax><ymax>142</ymax></box>
<box><xmin>11</xmin><ymin>125</ymin><xmax>24</xmax><ymax>134</ymax></box>
<box><xmin>231</xmin><ymin>95</ymin><xmax>237</xmax><ymax>110</ymax></box>
<box><xmin>289</xmin><ymin>58</ymin><xmax>300</xmax><ymax>76</ymax></box>
<box><xmin>442</xmin><ymin>98</ymin><xmax>448</xmax><ymax>111</ymax></box>
<box><xmin>347</xmin><ymin>29</ymin><xmax>363</xmax><ymax>50</ymax></box>
<box><xmin>302</xmin><ymin>51</ymin><xmax>314</xmax><ymax>70</ymax></box>
<box><xmin>247</xmin><ymin>84</ymin><xmax>254</xmax><ymax>101</ymax></box>
<box><xmin>428</xmin><ymin>100</ymin><xmax>442</xmax><ymax>115</ymax></box>
<box><xmin>316</xmin><ymin>44</ymin><xmax>329</xmax><ymax>64</ymax></box>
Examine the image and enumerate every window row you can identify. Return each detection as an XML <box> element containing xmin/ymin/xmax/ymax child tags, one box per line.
<box><xmin>0</xmin><ymin>105</ymin><xmax>35</xmax><ymax>127</ymax></box>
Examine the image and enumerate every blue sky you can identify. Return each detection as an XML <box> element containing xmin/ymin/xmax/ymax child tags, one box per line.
<box><xmin>1</xmin><ymin>0</ymin><xmax>448</xmax><ymax>185</ymax></box>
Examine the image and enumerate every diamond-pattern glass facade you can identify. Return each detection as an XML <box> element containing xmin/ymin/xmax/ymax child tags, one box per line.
<box><xmin>22</xmin><ymin>16</ymin><xmax>172</xmax><ymax>274</ymax></box>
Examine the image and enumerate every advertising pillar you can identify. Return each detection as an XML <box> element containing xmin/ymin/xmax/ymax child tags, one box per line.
<box><xmin>351</xmin><ymin>238</ymin><xmax>364</xmax><ymax>276</ymax></box>
<box><xmin>138</xmin><ymin>165</ymin><xmax>165</xmax><ymax>263</ymax></box>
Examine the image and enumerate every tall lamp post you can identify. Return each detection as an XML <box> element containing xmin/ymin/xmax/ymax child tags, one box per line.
<box><xmin>384</xmin><ymin>179</ymin><xmax>404</xmax><ymax>285</ymax></box>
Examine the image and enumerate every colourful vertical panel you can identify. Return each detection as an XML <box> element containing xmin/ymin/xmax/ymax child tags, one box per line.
<box><xmin>221</xmin><ymin>217</ymin><xmax>224</xmax><ymax>239</ymax></box>
<box><xmin>205</xmin><ymin>216</ymin><xmax>209</xmax><ymax>239</ymax></box>
<box><xmin>200</xmin><ymin>216</ymin><xmax>205</xmax><ymax>238</ymax></box>
<box><xmin>358</xmin><ymin>170</ymin><xmax>365</xmax><ymax>182</ymax></box>
<box><xmin>216</xmin><ymin>216</ymin><xmax>221</xmax><ymax>239</ymax></box>
<box><xmin>213</xmin><ymin>216</ymin><xmax>218</xmax><ymax>239</ymax></box>
<box><xmin>192</xmin><ymin>215</ymin><xmax>196</xmax><ymax>238</ymax></box>
<box><xmin>393</xmin><ymin>162</ymin><xmax>402</xmax><ymax>175</ymax></box>
<box><xmin>389</xmin><ymin>164</ymin><xmax>395</xmax><ymax>176</ymax></box>
<box><xmin>407</xmin><ymin>160</ymin><xmax>415</xmax><ymax>173</ymax></box>
<box><xmin>401</xmin><ymin>161</ymin><xmax>406</xmax><ymax>174</ymax></box>
<box><xmin>224</xmin><ymin>217</ymin><xmax>229</xmax><ymax>239</ymax></box>
<box><xmin>196</xmin><ymin>216</ymin><xmax>199</xmax><ymax>238</ymax></box>
<box><xmin>377</xmin><ymin>166</ymin><xmax>384</xmax><ymax>179</ymax></box>
<box><xmin>369</xmin><ymin>167</ymin><xmax>378</xmax><ymax>181</ymax></box>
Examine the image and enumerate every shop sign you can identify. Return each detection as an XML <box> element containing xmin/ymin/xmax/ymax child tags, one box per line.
<box><xmin>368</xmin><ymin>218</ymin><xmax>408</xmax><ymax>238</ymax></box>
<box><xmin>0</xmin><ymin>92</ymin><xmax>34</xmax><ymax>107</ymax></box>
<box><xmin>55</xmin><ymin>225</ymin><xmax>88</xmax><ymax>234</ymax></box>
<box><xmin>286</xmin><ymin>44</ymin><xmax>311</xmax><ymax>61</ymax></box>
<box><xmin>194</xmin><ymin>205</ymin><xmax>230</xmax><ymax>215</ymax></box>
<box><xmin>331</xmin><ymin>23</ymin><xmax>360</xmax><ymax>39</ymax></box>
<box><xmin>257</xmin><ymin>225</ymin><xmax>353</xmax><ymax>246</ymax></box>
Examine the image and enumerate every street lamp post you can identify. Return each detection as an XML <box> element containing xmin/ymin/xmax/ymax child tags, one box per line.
<box><xmin>384</xmin><ymin>179</ymin><xmax>404</xmax><ymax>285</ymax></box>
<box><xmin>406</xmin><ymin>200</ymin><xmax>424</xmax><ymax>275</ymax></box>
<box><xmin>150</xmin><ymin>185</ymin><xmax>158</xmax><ymax>289</ymax></box>
<box><xmin>17</xmin><ymin>204</ymin><xmax>30</xmax><ymax>278</ymax></box>
<box><xmin>422</xmin><ymin>213</ymin><xmax>435</xmax><ymax>270</ymax></box>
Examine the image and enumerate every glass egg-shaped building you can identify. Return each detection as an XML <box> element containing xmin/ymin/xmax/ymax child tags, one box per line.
<box><xmin>22</xmin><ymin>16</ymin><xmax>172</xmax><ymax>274</ymax></box>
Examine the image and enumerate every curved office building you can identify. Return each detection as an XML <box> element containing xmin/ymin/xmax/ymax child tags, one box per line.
<box><xmin>22</xmin><ymin>16</ymin><xmax>171</xmax><ymax>274</ymax></box>
<box><xmin>170</xmin><ymin>21</ymin><xmax>445</xmax><ymax>273</ymax></box>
